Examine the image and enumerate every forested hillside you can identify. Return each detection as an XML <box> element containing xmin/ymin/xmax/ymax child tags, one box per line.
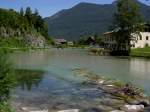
<box><xmin>0</xmin><ymin>7</ymin><xmax>48</xmax><ymax>47</ymax></box>
<box><xmin>45</xmin><ymin>1</ymin><xmax>150</xmax><ymax>40</ymax></box>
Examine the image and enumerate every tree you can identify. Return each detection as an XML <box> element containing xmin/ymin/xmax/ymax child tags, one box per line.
<box><xmin>20</xmin><ymin>7</ymin><xmax>24</xmax><ymax>16</ymax></box>
<box><xmin>25</xmin><ymin>7</ymin><xmax>33</xmax><ymax>26</ymax></box>
<box><xmin>34</xmin><ymin>9</ymin><xmax>39</xmax><ymax>17</ymax></box>
<box><xmin>114</xmin><ymin>0</ymin><xmax>142</xmax><ymax>54</ymax></box>
<box><xmin>25</xmin><ymin>7</ymin><xmax>32</xmax><ymax>17</ymax></box>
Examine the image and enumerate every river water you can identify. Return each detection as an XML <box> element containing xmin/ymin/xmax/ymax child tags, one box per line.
<box><xmin>10</xmin><ymin>49</ymin><xmax>150</xmax><ymax>111</ymax></box>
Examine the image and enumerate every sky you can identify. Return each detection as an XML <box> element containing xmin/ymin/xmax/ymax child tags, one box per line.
<box><xmin>0</xmin><ymin>0</ymin><xmax>150</xmax><ymax>17</ymax></box>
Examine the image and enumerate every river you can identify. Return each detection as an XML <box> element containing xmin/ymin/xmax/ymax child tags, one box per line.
<box><xmin>10</xmin><ymin>49</ymin><xmax>150</xmax><ymax>111</ymax></box>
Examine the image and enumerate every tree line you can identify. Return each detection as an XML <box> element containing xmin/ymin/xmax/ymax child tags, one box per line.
<box><xmin>0</xmin><ymin>7</ymin><xmax>48</xmax><ymax>38</ymax></box>
<box><xmin>109</xmin><ymin>0</ymin><xmax>143</xmax><ymax>55</ymax></box>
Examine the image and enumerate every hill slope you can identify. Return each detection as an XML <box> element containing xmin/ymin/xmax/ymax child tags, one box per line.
<box><xmin>0</xmin><ymin>8</ymin><xmax>48</xmax><ymax>47</ymax></box>
<box><xmin>45</xmin><ymin>1</ymin><xmax>150</xmax><ymax>40</ymax></box>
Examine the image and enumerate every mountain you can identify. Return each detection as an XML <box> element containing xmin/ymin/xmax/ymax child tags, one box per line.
<box><xmin>45</xmin><ymin>1</ymin><xmax>150</xmax><ymax>41</ymax></box>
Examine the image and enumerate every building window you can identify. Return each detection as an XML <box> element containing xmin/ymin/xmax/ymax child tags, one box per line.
<box><xmin>131</xmin><ymin>44</ymin><xmax>135</xmax><ymax>47</ymax></box>
<box><xmin>146</xmin><ymin>36</ymin><xmax>149</xmax><ymax>40</ymax></box>
<box><xmin>140</xmin><ymin>36</ymin><xmax>142</xmax><ymax>40</ymax></box>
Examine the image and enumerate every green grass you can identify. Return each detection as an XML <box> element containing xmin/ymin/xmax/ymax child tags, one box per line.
<box><xmin>0</xmin><ymin>50</ymin><xmax>15</xmax><ymax>112</ymax></box>
<box><xmin>0</xmin><ymin>37</ymin><xmax>26</xmax><ymax>48</ymax></box>
<box><xmin>130</xmin><ymin>47</ymin><xmax>150</xmax><ymax>58</ymax></box>
<box><xmin>0</xmin><ymin>102</ymin><xmax>14</xmax><ymax>112</ymax></box>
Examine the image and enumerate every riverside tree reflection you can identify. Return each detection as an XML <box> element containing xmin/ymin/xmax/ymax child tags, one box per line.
<box><xmin>15</xmin><ymin>69</ymin><xmax>44</xmax><ymax>91</ymax></box>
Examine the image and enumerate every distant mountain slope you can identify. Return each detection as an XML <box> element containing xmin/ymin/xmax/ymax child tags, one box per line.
<box><xmin>45</xmin><ymin>1</ymin><xmax>150</xmax><ymax>40</ymax></box>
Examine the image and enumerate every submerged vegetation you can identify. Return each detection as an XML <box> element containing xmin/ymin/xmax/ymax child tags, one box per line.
<box><xmin>14</xmin><ymin>69</ymin><xmax>44</xmax><ymax>91</ymax></box>
<box><xmin>73</xmin><ymin>68</ymin><xmax>150</xmax><ymax>112</ymax></box>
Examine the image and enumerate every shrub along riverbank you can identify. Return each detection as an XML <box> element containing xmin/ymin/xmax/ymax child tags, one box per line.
<box><xmin>88</xmin><ymin>47</ymin><xmax>150</xmax><ymax>58</ymax></box>
<box><xmin>130</xmin><ymin>47</ymin><xmax>150</xmax><ymax>58</ymax></box>
<box><xmin>0</xmin><ymin>49</ymin><xmax>16</xmax><ymax>112</ymax></box>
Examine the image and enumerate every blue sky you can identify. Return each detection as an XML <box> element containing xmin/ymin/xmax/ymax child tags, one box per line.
<box><xmin>0</xmin><ymin>0</ymin><xmax>150</xmax><ymax>17</ymax></box>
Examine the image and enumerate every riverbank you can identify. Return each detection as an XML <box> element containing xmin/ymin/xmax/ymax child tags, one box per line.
<box><xmin>0</xmin><ymin>46</ymin><xmax>52</xmax><ymax>53</ymax></box>
<box><xmin>0</xmin><ymin>101</ymin><xmax>14</xmax><ymax>112</ymax></box>
<box><xmin>88</xmin><ymin>47</ymin><xmax>150</xmax><ymax>59</ymax></box>
<box><xmin>130</xmin><ymin>47</ymin><xmax>150</xmax><ymax>58</ymax></box>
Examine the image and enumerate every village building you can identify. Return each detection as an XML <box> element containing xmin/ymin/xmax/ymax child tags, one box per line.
<box><xmin>67</xmin><ymin>41</ymin><xmax>74</xmax><ymax>46</ymax></box>
<box><xmin>86</xmin><ymin>36</ymin><xmax>96</xmax><ymax>46</ymax></box>
<box><xmin>54</xmin><ymin>38</ymin><xmax>67</xmax><ymax>45</ymax></box>
<box><xmin>103</xmin><ymin>24</ymin><xmax>150</xmax><ymax>50</ymax></box>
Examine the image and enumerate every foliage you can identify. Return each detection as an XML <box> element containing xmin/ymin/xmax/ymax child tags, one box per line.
<box><xmin>0</xmin><ymin>50</ymin><xmax>15</xmax><ymax>111</ymax></box>
<box><xmin>46</xmin><ymin>36</ymin><xmax>55</xmax><ymax>45</ymax></box>
<box><xmin>77</xmin><ymin>34</ymin><xmax>102</xmax><ymax>45</ymax></box>
<box><xmin>0</xmin><ymin>101</ymin><xmax>14</xmax><ymax>112</ymax></box>
<box><xmin>113</xmin><ymin>0</ymin><xmax>142</xmax><ymax>53</ymax></box>
<box><xmin>0</xmin><ymin>37</ymin><xmax>26</xmax><ymax>47</ymax></box>
<box><xmin>115</xmin><ymin>0</ymin><xmax>142</xmax><ymax>29</ymax></box>
<box><xmin>0</xmin><ymin>50</ymin><xmax>15</xmax><ymax>102</ymax></box>
<box><xmin>15</xmin><ymin>69</ymin><xmax>44</xmax><ymax>91</ymax></box>
<box><xmin>78</xmin><ymin>38</ymin><xmax>87</xmax><ymax>45</ymax></box>
<box><xmin>0</xmin><ymin>7</ymin><xmax>48</xmax><ymax>39</ymax></box>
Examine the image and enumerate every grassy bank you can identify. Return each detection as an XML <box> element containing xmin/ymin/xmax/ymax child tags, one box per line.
<box><xmin>130</xmin><ymin>47</ymin><xmax>150</xmax><ymax>58</ymax></box>
<box><xmin>0</xmin><ymin>102</ymin><xmax>14</xmax><ymax>112</ymax></box>
<box><xmin>0</xmin><ymin>50</ymin><xmax>16</xmax><ymax>112</ymax></box>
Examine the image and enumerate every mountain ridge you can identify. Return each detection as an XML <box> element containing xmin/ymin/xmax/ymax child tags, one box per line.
<box><xmin>45</xmin><ymin>1</ymin><xmax>150</xmax><ymax>40</ymax></box>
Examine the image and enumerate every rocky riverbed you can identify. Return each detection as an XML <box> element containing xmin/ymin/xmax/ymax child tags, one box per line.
<box><xmin>72</xmin><ymin>68</ymin><xmax>150</xmax><ymax>112</ymax></box>
<box><xmin>11</xmin><ymin>68</ymin><xmax>150</xmax><ymax>112</ymax></box>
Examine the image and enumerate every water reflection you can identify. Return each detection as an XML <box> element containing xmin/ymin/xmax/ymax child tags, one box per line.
<box><xmin>130</xmin><ymin>58</ymin><xmax>150</xmax><ymax>75</ymax></box>
<box><xmin>15</xmin><ymin>69</ymin><xmax>44</xmax><ymax>91</ymax></box>
<box><xmin>11</xmin><ymin>49</ymin><xmax>150</xmax><ymax>94</ymax></box>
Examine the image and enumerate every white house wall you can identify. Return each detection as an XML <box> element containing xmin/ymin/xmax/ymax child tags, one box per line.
<box><xmin>131</xmin><ymin>32</ymin><xmax>150</xmax><ymax>48</ymax></box>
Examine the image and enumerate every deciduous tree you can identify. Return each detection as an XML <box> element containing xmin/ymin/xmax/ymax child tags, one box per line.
<box><xmin>114</xmin><ymin>0</ymin><xmax>142</xmax><ymax>54</ymax></box>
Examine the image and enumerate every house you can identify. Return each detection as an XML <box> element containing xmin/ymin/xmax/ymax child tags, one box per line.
<box><xmin>131</xmin><ymin>32</ymin><xmax>150</xmax><ymax>48</ymax></box>
<box><xmin>67</xmin><ymin>41</ymin><xmax>74</xmax><ymax>46</ymax></box>
<box><xmin>86</xmin><ymin>36</ymin><xmax>96</xmax><ymax>45</ymax></box>
<box><xmin>103</xmin><ymin>24</ymin><xmax>150</xmax><ymax>50</ymax></box>
<box><xmin>54</xmin><ymin>39</ymin><xmax>67</xmax><ymax>45</ymax></box>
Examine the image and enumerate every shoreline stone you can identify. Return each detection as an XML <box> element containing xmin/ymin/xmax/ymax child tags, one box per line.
<box><xmin>11</xmin><ymin>68</ymin><xmax>150</xmax><ymax>112</ymax></box>
<box><xmin>57</xmin><ymin>109</ymin><xmax>79</xmax><ymax>112</ymax></box>
<box><xmin>73</xmin><ymin>68</ymin><xmax>150</xmax><ymax>112</ymax></box>
<box><xmin>121</xmin><ymin>104</ymin><xmax>144</xmax><ymax>112</ymax></box>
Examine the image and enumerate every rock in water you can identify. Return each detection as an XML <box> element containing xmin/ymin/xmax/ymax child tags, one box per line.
<box><xmin>110</xmin><ymin>110</ymin><xmax>125</xmax><ymax>112</ymax></box>
<box><xmin>22</xmin><ymin>107</ymin><xmax>28</xmax><ymax>111</ymax></box>
<box><xmin>138</xmin><ymin>99</ymin><xmax>150</xmax><ymax>107</ymax></box>
<box><xmin>58</xmin><ymin>109</ymin><xmax>79</xmax><ymax>112</ymax></box>
<box><xmin>122</xmin><ymin>104</ymin><xmax>144</xmax><ymax>112</ymax></box>
<box><xmin>97</xmin><ymin>79</ymin><xmax>105</xmax><ymax>84</ymax></box>
<box><xmin>30</xmin><ymin>110</ymin><xmax>48</xmax><ymax>112</ymax></box>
